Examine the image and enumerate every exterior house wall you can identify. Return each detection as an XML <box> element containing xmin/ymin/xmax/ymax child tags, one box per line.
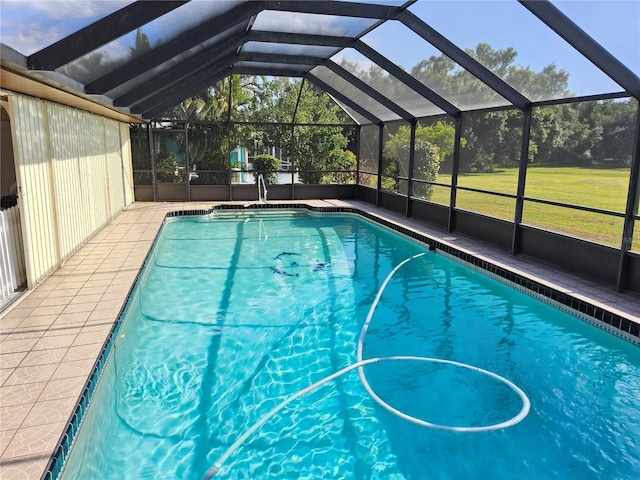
<box><xmin>7</xmin><ymin>93</ymin><xmax>133</xmax><ymax>288</ymax></box>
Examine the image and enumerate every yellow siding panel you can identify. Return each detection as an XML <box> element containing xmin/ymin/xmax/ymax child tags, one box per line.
<box><xmin>105</xmin><ymin>118</ymin><xmax>125</xmax><ymax>217</ymax></box>
<box><xmin>7</xmin><ymin>93</ymin><xmax>135</xmax><ymax>286</ymax></box>
<box><xmin>120</xmin><ymin>122</ymin><xmax>135</xmax><ymax>206</ymax></box>
<box><xmin>9</xmin><ymin>96</ymin><xmax>58</xmax><ymax>287</ymax></box>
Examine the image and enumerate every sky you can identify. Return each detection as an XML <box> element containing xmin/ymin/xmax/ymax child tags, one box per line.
<box><xmin>0</xmin><ymin>0</ymin><xmax>638</xmax><ymax>99</ymax></box>
<box><xmin>352</xmin><ymin>0</ymin><xmax>639</xmax><ymax>96</ymax></box>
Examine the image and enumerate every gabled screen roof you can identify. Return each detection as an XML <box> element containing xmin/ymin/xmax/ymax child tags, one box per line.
<box><xmin>1</xmin><ymin>0</ymin><xmax>638</xmax><ymax>124</ymax></box>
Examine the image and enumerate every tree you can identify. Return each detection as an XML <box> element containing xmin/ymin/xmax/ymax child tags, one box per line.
<box><xmin>252</xmin><ymin>79</ymin><xmax>352</xmax><ymax>184</ymax></box>
<box><xmin>60</xmin><ymin>28</ymin><xmax>153</xmax><ymax>84</ymax></box>
<box><xmin>253</xmin><ymin>154</ymin><xmax>280</xmax><ymax>184</ymax></box>
<box><xmin>383</xmin><ymin>122</ymin><xmax>459</xmax><ymax>198</ymax></box>
<box><xmin>531</xmin><ymin>99</ymin><xmax>638</xmax><ymax>168</ymax></box>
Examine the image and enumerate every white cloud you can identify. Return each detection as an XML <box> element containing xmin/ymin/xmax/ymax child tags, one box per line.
<box><xmin>3</xmin><ymin>0</ymin><xmax>130</xmax><ymax>22</ymax></box>
<box><xmin>0</xmin><ymin>0</ymin><xmax>130</xmax><ymax>55</ymax></box>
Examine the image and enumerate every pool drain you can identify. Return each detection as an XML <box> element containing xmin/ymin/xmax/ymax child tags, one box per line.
<box><xmin>203</xmin><ymin>252</ymin><xmax>531</xmax><ymax>479</ymax></box>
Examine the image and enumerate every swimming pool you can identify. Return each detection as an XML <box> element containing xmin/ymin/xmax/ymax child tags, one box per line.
<box><xmin>52</xmin><ymin>209</ymin><xmax>639</xmax><ymax>479</ymax></box>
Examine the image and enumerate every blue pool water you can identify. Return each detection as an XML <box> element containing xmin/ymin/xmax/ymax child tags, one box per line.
<box><xmin>60</xmin><ymin>210</ymin><xmax>640</xmax><ymax>479</ymax></box>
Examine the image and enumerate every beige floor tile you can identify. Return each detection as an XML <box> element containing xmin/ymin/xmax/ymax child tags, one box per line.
<box><xmin>30</xmin><ymin>305</ymin><xmax>66</xmax><ymax>317</ymax></box>
<box><xmin>62</xmin><ymin>344</ymin><xmax>101</xmax><ymax>363</ymax></box>
<box><xmin>0</xmin><ymin>352</ymin><xmax>27</xmax><ymax>370</ymax></box>
<box><xmin>37</xmin><ymin>296</ymin><xmax>75</xmax><ymax>308</ymax></box>
<box><xmin>44</xmin><ymin>324</ymin><xmax>84</xmax><ymax>337</ymax></box>
<box><xmin>20</xmin><ymin>290</ymin><xmax>48</xmax><ymax>301</ymax></box>
<box><xmin>0</xmin><ymin>404</ymin><xmax>33</xmax><ymax>431</ymax></box>
<box><xmin>69</xmin><ymin>293</ymin><xmax>103</xmax><ymax>305</ymax></box>
<box><xmin>0</xmin><ymin>456</ymin><xmax>50</xmax><ymax>480</ymax></box>
<box><xmin>53</xmin><ymin>311</ymin><xmax>91</xmax><ymax>325</ymax></box>
<box><xmin>1</xmin><ymin>308</ymin><xmax>34</xmax><ymax>320</ymax></box>
<box><xmin>88</xmin><ymin>272</ymin><xmax>117</xmax><ymax>282</ymax></box>
<box><xmin>2</xmin><ymin>421</ymin><xmax>66</xmax><ymax>458</ymax></box>
<box><xmin>0</xmin><ymin>337</ymin><xmax>39</xmax><ymax>354</ymax></box>
<box><xmin>94</xmin><ymin>299</ymin><xmax>125</xmax><ymax>312</ymax></box>
<box><xmin>22</xmin><ymin>399</ymin><xmax>75</xmax><ymax>428</ymax></box>
<box><xmin>100</xmin><ymin>291</ymin><xmax>129</xmax><ymax>303</ymax></box>
<box><xmin>0</xmin><ymin>317</ymin><xmax>23</xmax><ymax>333</ymax></box>
<box><xmin>2</xmin><ymin>364</ymin><xmax>58</xmax><ymax>386</ymax></box>
<box><xmin>78</xmin><ymin>286</ymin><xmax>108</xmax><ymax>297</ymax></box>
<box><xmin>63</xmin><ymin>274</ymin><xmax>92</xmax><ymax>283</ymax></box>
<box><xmin>55</xmin><ymin>281</ymin><xmax>85</xmax><ymax>290</ymax></box>
<box><xmin>71</xmin><ymin>331</ymin><xmax>108</xmax><ymax>347</ymax></box>
<box><xmin>19</xmin><ymin>348</ymin><xmax>69</xmax><ymax>368</ymax></box>
<box><xmin>32</xmin><ymin>334</ymin><xmax>78</xmax><ymax>352</ymax></box>
<box><xmin>9</xmin><ymin>297</ymin><xmax>42</xmax><ymax>310</ymax></box>
<box><xmin>0</xmin><ymin>429</ymin><xmax>16</xmax><ymax>456</ymax></box>
<box><xmin>50</xmin><ymin>359</ymin><xmax>94</xmax><ymax>381</ymax></box>
<box><xmin>83</xmin><ymin>280</ymin><xmax>112</xmax><ymax>290</ymax></box>
<box><xmin>38</xmin><ymin>377</ymin><xmax>86</xmax><ymax>402</ymax></box>
<box><xmin>0</xmin><ymin>382</ymin><xmax>48</xmax><ymax>407</ymax></box>
<box><xmin>0</xmin><ymin>368</ymin><xmax>14</xmax><ymax>386</ymax></box>
<box><xmin>14</xmin><ymin>315</ymin><xmax>58</xmax><ymax>331</ymax></box>
<box><xmin>87</xmin><ymin>309</ymin><xmax>119</xmax><ymax>323</ymax></box>
<box><xmin>61</xmin><ymin>303</ymin><xmax>96</xmax><ymax>315</ymax></box>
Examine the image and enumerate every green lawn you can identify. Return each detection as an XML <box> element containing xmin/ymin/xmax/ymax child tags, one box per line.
<box><xmin>428</xmin><ymin>167</ymin><xmax>638</xmax><ymax>250</ymax></box>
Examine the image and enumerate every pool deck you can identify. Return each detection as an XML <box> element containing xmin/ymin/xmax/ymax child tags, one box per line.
<box><xmin>1</xmin><ymin>200</ymin><xmax>639</xmax><ymax>479</ymax></box>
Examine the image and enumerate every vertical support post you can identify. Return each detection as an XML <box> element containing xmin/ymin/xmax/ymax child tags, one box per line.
<box><xmin>376</xmin><ymin>123</ymin><xmax>384</xmax><ymax>207</ymax></box>
<box><xmin>448</xmin><ymin>115</ymin><xmax>462</xmax><ymax>233</ymax></box>
<box><xmin>406</xmin><ymin>120</ymin><xmax>417</xmax><ymax>217</ymax></box>
<box><xmin>616</xmin><ymin>105</ymin><xmax>640</xmax><ymax>292</ymax></box>
<box><xmin>147</xmin><ymin>123</ymin><xmax>157</xmax><ymax>202</ymax></box>
<box><xmin>185</xmin><ymin>123</ymin><xmax>191</xmax><ymax>202</ymax></box>
<box><xmin>290</xmin><ymin>123</ymin><xmax>296</xmax><ymax>200</ymax></box>
<box><xmin>290</xmin><ymin>80</ymin><xmax>305</xmax><ymax>200</ymax></box>
<box><xmin>227</xmin><ymin>77</ymin><xmax>233</xmax><ymax>201</ymax></box>
<box><xmin>355</xmin><ymin>126</ymin><xmax>361</xmax><ymax>192</ymax></box>
<box><xmin>512</xmin><ymin>105</ymin><xmax>532</xmax><ymax>255</ymax></box>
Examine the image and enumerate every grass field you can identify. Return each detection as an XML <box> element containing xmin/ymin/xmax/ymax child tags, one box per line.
<box><xmin>428</xmin><ymin>167</ymin><xmax>639</xmax><ymax>250</ymax></box>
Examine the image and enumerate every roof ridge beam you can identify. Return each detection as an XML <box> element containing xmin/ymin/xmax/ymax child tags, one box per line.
<box><xmin>86</xmin><ymin>1</ymin><xmax>266</xmax><ymax>94</ymax></box>
<box><xmin>306</xmin><ymin>73</ymin><xmax>382</xmax><ymax>125</ymax></box>
<box><xmin>519</xmin><ymin>0</ymin><xmax>640</xmax><ymax>100</ymax></box>
<box><xmin>27</xmin><ymin>1</ymin><xmax>189</xmax><ymax>71</ymax></box>
<box><xmin>267</xmin><ymin>1</ymin><xmax>402</xmax><ymax>19</ymax></box>
<box><xmin>397</xmin><ymin>10</ymin><xmax>530</xmax><ymax>110</ymax></box>
<box><xmin>238</xmin><ymin>52</ymin><xmax>327</xmax><ymax>66</ymax></box>
<box><xmin>233</xmin><ymin>66</ymin><xmax>305</xmax><ymax>77</ymax></box>
<box><xmin>247</xmin><ymin>31</ymin><xmax>352</xmax><ymax>48</ymax></box>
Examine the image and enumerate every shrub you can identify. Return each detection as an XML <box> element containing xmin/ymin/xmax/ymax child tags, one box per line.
<box><xmin>253</xmin><ymin>154</ymin><xmax>280</xmax><ymax>184</ymax></box>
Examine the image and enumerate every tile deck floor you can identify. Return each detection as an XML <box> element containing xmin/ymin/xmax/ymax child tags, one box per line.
<box><xmin>0</xmin><ymin>200</ymin><xmax>638</xmax><ymax>479</ymax></box>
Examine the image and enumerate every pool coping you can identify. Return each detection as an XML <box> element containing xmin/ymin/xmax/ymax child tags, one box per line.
<box><xmin>1</xmin><ymin>200</ymin><xmax>635</xmax><ymax>480</ymax></box>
